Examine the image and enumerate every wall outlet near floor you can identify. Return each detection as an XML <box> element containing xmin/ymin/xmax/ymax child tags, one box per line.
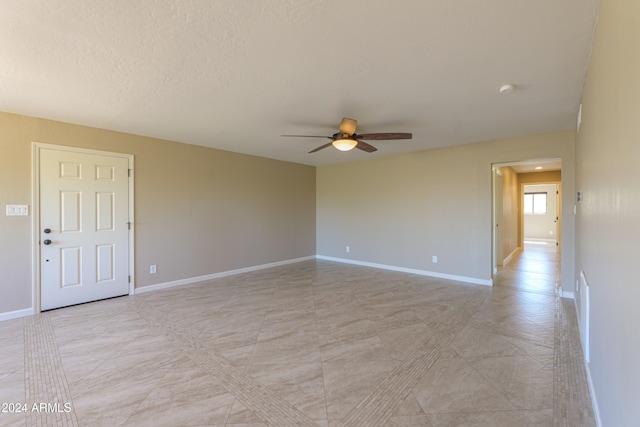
<box><xmin>432</xmin><ymin>255</ymin><xmax>438</xmax><ymax>263</ymax></box>
<box><xmin>345</xmin><ymin>246</ymin><xmax>350</xmax><ymax>253</ymax></box>
<box><xmin>150</xmin><ymin>265</ymin><xmax>157</xmax><ymax>274</ymax></box>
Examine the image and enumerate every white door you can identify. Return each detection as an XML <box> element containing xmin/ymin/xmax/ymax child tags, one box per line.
<box><xmin>40</xmin><ymin>148</ymin><xmax>131</xmax><ymax>310</ymax></box>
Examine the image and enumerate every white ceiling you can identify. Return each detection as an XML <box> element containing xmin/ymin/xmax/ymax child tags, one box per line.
<box><xmin>0</xmin><ymin>0</ymin><xmax>600</xmax><ymax>166</ymax></box>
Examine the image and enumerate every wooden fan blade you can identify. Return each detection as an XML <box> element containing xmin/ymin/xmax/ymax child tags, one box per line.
<box><xmin>339</xmin><ymin>118</ymin><xmax>357</xmax><ymax>136</ymax></box>
<box><xmin>357</xmin><ymin>132</ymin><xmax>412</xmax><ymax>140</ymax></box>
<box><xmin>355</xmin><ymin>140</ymin><xmax>377</xmax><ymax>153</ymax></box>
<box><xmin>309</xmin><ymin>142</ymin><xmax>334</xmax><ymax>153</ymax></box>
<box><xmin>281</xmin><ymin>134</ymin><xmax>332</xmax><ymax>139</ymax></box>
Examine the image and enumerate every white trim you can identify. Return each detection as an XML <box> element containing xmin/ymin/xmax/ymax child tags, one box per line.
<box><xmin>0</xmin><ymin>308</ymin><xmax>34</xmax><ymax>322</ymax></box>
<box><xmin>502</xmin><ymin>247</ymin><xmax>519</xmax><ymax>266</ymax></box>
<box><xmin>31</xmin><ymin>143</ymin><xmax>39</xmax><ymax>313</ymax></box>
<box><xmin>573</xmin><ymin>276</ymin><xmax>602</xmax><ymax>427</ymax></box>
<box><xmin>524</xmin><ymin>238</ymin><xmax>557</xmax><ymax>243</ymax></box>
<box><xmin>135</xmin><ymin>256</ymin><xmax>316</xmax><ymax>294</ymax></box>
<box><xmin>585</xmin><ymin>363</ymin><xmax>603</xmax><ymax>427</ymax></box>
<box><xmin>127</xmin><ymin>160</ymin><xmax>135</xmax><ymax>295</ymax></box>
<box><xmin>578</xmin><ymin>270</ymin><xmax>591</xmax><ymax>363</ymax></box>
<box><xmin>558</xmin><ymin>288</ymin><xmax>575</xmax><ymax>299</ymax></box>
<box><xmin>32</xmin><ymin>142</ymin><xmax>135</xmax><ymax>313</ymax></box>
<box><xmin>316</xmin><ymin>256</ymin><xmax>493</xmax><ymax>286</ymax></box>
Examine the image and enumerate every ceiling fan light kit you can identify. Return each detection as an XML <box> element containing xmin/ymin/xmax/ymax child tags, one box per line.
<box><xmin>332</xmin><ymin>138</ymin><xmax>358</xmax><ymax>151</ymax></box>
<box><xmin>282</xmin><ymin>117</ymin><xmax>412</xmax><ymax>154</ymax></box>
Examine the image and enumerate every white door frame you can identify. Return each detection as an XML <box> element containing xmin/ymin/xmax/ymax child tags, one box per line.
<box><xmin>492</xmin><ymin>167</ymin><xmax>504</xmax><ymax>277</ymax></box>
<box><xmin>32</xmin><ymin>142</ymin><xmax>135</xmax><ymax>313</ymax></box>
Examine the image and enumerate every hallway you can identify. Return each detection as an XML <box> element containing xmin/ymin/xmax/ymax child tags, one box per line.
<box><xmin>493</xmin><ymin>241</ymin><xmax>596</xmax><ymax>426</ymax></box>
<box><xmin>494</xmin><ymin>241</ymin><xmax>561</xmax><ymax>296</ymax></box>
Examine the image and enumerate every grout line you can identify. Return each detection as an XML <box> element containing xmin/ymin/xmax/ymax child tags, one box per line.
<box><xmin>134</xmin><ymin>299</ymin><xmax>320</xmax><ymax>427</ymax></box>
<box><xmin>553</xmin><ymin>297</ymin><xmax>596</xmax><ymax>426</ymax></box>
<box><xmin>23</xmin><ymin>314</ymin><xmax>79</xmax><ymax>427</ymax></box>
<box><xmin>337</xmin><ymin>295</ymin><xmax>485</xmax><ymax>426</ymax></box>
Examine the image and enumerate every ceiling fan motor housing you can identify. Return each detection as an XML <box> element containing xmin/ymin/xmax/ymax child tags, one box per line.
<box><xmin>333</xmin><ymin>132</ymin><xmax>353</xmax><ymax>140</ymax></box>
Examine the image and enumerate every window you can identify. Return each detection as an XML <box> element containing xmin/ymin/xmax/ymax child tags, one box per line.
<box><xmin>524</xmin><ymin>192</ymin><xmax>547</xmax><ymax>214</ymax></box>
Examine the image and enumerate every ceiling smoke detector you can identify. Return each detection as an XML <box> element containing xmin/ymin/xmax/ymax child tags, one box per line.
<box><xmin>499</xmin><ymin>84</ymin><xmax>516</xmax><ymax>94</ymax></box>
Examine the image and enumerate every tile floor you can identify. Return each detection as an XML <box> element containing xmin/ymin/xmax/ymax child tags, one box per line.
<box><xmin>0</xmin><ymin>243</ymin><xmax>595</xmax><ymax>426</ymax></box>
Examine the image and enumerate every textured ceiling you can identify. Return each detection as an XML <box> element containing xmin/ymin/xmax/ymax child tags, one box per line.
<box><xmin>0</xmin><ymin>0</ymin><xmax>600</xmax><ymax>166</ymax></box>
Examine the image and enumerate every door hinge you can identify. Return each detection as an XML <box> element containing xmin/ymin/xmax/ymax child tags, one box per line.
<box><xmin>128</xmin><ymin>275</ymin><xmax>131</xmax><ymax>283</ymax></box>
<box><xmin>127</xmin><ymin>222</ymin><xmax>132</xmax><ymax>230</ymax></box>
<box><xmin>128</xmin><ymin>169</ymin><xmax>132</xmax><ymax>177</ymax></box>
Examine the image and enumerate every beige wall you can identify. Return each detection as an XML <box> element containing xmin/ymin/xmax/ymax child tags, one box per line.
<box><xmin>499</xmin><ymin>167</ymin><xmax>519</xmax><ymax>261</ymax></box>
<box><xmin>317</xmin><ymin>129</ymin><xmax>576</xmax><ymax>287</ymax></box>
<box><xmin>575</xmin><ymin>0</ymin><xmax>640</xmax><ymax>424</ymax></box>
<box><xmin>0</xmin><ymin>111</ymin><xmax>316</xmax><ymax>315</ymax></box>
<box><xmin>518</xmin><ymin>170</ymin><xmax>561</xmax><ymax>184</ymax></box>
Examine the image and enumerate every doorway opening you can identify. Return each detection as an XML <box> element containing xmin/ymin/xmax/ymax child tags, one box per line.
<box><xmin>491</xmin><ymin>159</ymin><xmax>562</xmax><ymax>293</ymax></box>
<box><xmin>523</xmin><ymin>183</ymin><xmax>560</xmax><ymax>246</ymax></box>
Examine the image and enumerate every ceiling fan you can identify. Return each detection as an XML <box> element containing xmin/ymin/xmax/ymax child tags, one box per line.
<box><xmin>282</xmin><ymin>118</ymin><xmax>412</xmax><ymax>153</ymax></box>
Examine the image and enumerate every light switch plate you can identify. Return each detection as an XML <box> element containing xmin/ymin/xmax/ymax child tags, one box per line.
<box><xmin>6</xmin><ymin>205</ymin><xmax>29</xmax><ymax>216</ymax></box>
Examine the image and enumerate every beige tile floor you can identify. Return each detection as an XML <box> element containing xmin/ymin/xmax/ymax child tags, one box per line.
<box><xmin>0</xmin><ymin>243</ymin><xmax>595</xmax><ymax>426</ymax></box>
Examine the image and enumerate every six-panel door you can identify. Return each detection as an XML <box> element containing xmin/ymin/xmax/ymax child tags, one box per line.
<box><xmin>40</xmin><ymin>148</ymin><xmax>130</xmax><ymax>310</ymax></box>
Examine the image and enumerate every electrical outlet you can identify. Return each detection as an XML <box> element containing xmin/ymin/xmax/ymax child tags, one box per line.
<box><xmin>346</xmin><ymin>246</ymin><xmax>350</xmax><ymax>253</ymax></box>
<box><xmin>432</xmin><ymin>256</ymin><xmax>438</xmax><ymax>263</ymax></box>
<box><xmin>150</xmin><ymin>265</ymin><xmax>157</xmax><ymax>274</ymax></box>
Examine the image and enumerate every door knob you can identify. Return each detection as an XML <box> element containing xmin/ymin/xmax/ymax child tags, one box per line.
<box><xmin>43</xmin><ymin>239</ymin><xmax>52</xmax><ymax>245</ymax></box>
<box><xmin>44</xmin><ymin>228</ymin><xmax>51</xmax><ymax>234</ymax></box>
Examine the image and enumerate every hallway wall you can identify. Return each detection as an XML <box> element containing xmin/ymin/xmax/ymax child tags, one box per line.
<box><xmin>575</xmin><ymin>0</ymin><xmax>640</xmax><ymax>424</ymax></box>
<box><xmin>499</xmin><ymin>166</ymin><xmax>519</xmax><ymax>262</ymax></box>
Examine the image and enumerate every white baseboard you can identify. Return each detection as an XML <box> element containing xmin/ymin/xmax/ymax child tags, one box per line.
<box><xmin>0</xmin><ymin>307</ymin><xmax>34</xmax><ymax>322</ymax></box>
<box><xmin>135</xmin><ymin>256</ymin><xmax>316</xmax><ymax>294</ymax></box>
<box><xmin>316</xmin><ymin>255</ymin><xmax>493</xmax><ymax>286</ymax></box>
<box><xmin>558</xmin><ymin>288</ymin><xmax>575</xmax><ymax>299</ymax></box>
<box><xmin>3</xmin><ymin>254</ymin><xmax>492</xmax><ymax>319</ymax></box>
<box><xmin>585</xmin><ymin>363</ymin><xmax>602</xmax><ymax>427</ymax></box>
<box><xmin>502</xmin><ymin>247</ymin><xmax>520</xmax><ymax>266</ymax></box>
